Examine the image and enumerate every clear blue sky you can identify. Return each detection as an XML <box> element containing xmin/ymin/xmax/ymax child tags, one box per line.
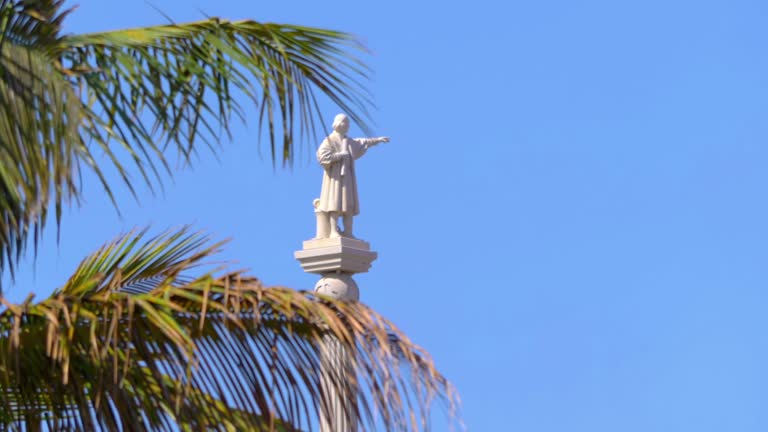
<box><xmin>6</xmin><ymin>0</ymin><xmax>768</xmax><ymax>430</ymax></box>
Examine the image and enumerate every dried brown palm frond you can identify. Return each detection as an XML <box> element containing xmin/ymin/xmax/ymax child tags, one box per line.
<box><xmin>0</xmin><ymin>228</ymin><xmax>459</xmax><ymax>431</ymax></box>
<box><xmin>0</xmin><ymin>0</ymin><xmax>373</xmax><ymax>278</ymax></box>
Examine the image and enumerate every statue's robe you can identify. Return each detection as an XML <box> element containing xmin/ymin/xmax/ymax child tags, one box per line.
<box><xmin>317</xmin><ymin>133</ymin><xmax>378</xmax><ymax>216</ymax></box>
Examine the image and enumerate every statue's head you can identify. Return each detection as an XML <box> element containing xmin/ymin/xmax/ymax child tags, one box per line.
<box><xmin>332</xmin><ymin>113</ymin><xmax>350</xmax><ymax>135</ymax></box>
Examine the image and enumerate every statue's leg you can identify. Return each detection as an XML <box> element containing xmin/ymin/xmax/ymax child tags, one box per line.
<box><xmin>342</xmin><ymin>214</ymin><xmax>354</xmax><ymax>238</ymax></box>
<box><xmin>329</xmin><ymin>213</ymin><xmax>341</xmax><ymax>238</ymax></box>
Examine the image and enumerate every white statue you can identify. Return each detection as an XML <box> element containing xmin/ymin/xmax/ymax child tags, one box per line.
<box><xmin>316</xmin><ymin>113</ymin><xmax>389</xmax><ymax>238</ymax></box>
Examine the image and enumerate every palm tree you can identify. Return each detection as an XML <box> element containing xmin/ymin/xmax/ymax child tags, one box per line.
<box><xmin>0</xmin><ymin>1</ymin><xmax>458</xmax><ymax>430</ymax></box>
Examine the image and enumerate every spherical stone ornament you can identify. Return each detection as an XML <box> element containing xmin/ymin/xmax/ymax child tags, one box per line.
<box><xmin>314</xmin><ymin>273</ymin><xmax>359</xmax><ymax>301</ymax></box>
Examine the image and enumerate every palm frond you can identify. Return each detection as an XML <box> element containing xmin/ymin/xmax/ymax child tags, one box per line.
<box><xmin>0</xmin><ymin>34</ymin><xmax>83</xmax><ymax>279</ymax></box>
<box><xmin>0</xmin><ymin>229</ymin><xmax>459</xmax><ymax>431</ymax></box>
<box><xmin>59</xmin><ymin>18</ymin><xmax>373</xmax><ymax>174</ymax></box>
<box><xmin>0</xmin><ymin>0</ymin><xmax>72</xmax><ymax>51</ymax></box>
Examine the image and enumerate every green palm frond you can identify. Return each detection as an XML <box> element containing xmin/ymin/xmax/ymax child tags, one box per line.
<box><xmin>0</xmin><ymin>15</ymin><xmax>83</xmax><ymax>278</ymax></box>
<box><xmin>0</xmin><ymin>0</ymin><xmax>71</xmax><ymax>50</ymax></box>
<box><xmin>0</xmin><ymin>229</ymin><xmax>458</xmax><ymax>431</ymax></box>
<box><xmin>58</xmin><ymin>17</ymin><xmax>372</xmax><ymax>174</ymax></box>
<box><xmin>0</xmin><ymin>1</ymin><xmax>373</xmax><ymax>278</ymax></box>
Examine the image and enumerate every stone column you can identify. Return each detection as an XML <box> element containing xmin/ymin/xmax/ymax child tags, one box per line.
<box><xmin>295</xmin><ymin>237</ymin><xmax>377</xmax><ymax>432</ymax></box>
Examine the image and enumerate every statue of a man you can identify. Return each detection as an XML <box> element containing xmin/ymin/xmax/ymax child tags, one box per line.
<box><xmin>316</xmin><ymin>114</ymin><xmax>389</xmax><ymax>238</ymax></box>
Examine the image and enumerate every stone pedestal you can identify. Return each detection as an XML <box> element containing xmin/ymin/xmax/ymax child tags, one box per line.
<box><xmin>294</xmin><ymin>237</ymin><xmax>377</xmax><ymax>275</ymax></box>
<box><xmin>295</xmin><ymin>236</ymin><xmax>376</xmax><ymax>432</ymax></box>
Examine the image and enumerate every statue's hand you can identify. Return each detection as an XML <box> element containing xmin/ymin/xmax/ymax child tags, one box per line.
<box><xmin>333</xmin><ymin>151</ymin><xmax>350</xmax><ymax>161</ymax></box>
<box><xmin>377</xmin><ymin>137</ymin><xmax>390</xmax><ymax>144</ymax></box>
